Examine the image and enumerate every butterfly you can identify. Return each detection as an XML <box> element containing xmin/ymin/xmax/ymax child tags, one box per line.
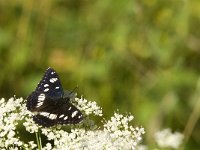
<box><xmin>26</xmin><ymin>67</ymin><xmax>83</xmax><ymax>127</ymax></box>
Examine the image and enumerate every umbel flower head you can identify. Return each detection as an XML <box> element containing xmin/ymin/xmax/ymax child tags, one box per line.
<box><xmin>0</xmin><ymin>97</ymin><xmax>145</xmax><ymax>150</ymax></box>
<box><xmin>154</xmin><ymin>128</ymin><xmax>184</xmax><ymax>149</ymax></box>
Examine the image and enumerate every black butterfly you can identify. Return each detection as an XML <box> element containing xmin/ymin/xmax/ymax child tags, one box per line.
<box><xmin>26</xmin><ymin>67</ymin><xmax>83</xmax><ymax>127</ymax></box>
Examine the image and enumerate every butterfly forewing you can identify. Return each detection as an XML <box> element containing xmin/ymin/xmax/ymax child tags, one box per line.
<box><xmin>36</xmin><ymin>67</ymin><xmax>64</xmax><ymax>98</ymax></box>
<box><xmin>26</xmin><ymin>91</ymin><xmax>47</xmax><ymax>111</ymax></box>
<box><xmin>27</xmin><ymin>68</ymin><xmax>62</xmax><ymax>111</ymax></box>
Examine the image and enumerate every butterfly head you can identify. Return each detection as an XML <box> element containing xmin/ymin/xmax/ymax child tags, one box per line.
<box><xmin>63</xmin><ymin>90</ymin><xmax>77</xmax><ymax>101</ymax></box>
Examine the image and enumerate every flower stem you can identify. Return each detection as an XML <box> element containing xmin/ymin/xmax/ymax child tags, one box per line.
<box><xmin>36</xmin><ymin>131</ymin><xmax>42</xmax><ymax>150</ymax></box>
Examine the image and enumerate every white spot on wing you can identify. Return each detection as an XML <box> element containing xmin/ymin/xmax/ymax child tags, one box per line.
<box><xmin>59</xmin><ymin>114</ymin><xmax>64</xmax><ymax>118</ymax></box>
<box><xmin>40</xmin><ymin>112</ymin><xmax>50</xmax><ymax>117</ymax></box>
<box><xmin>44</xmin><ymin>84</ymin><xmax>49</xmax><ymax>87</ymax></box>
<box><xmin>64</xmin><ymin>116</ymin><xmax>68</xmax><ymax>120</ymax></box>
<box><xmin>37</xmin><ymin>94</ymin><xmax>45</xmax><ymax>108</ymax></box>
<box><xmin>38</xmin><ymin>94</ymin><xmax>45</xmax><ymax>101</ymax></box>
<box><xmin>49</xmin><ymin>114</ymin><xmax>57</xmax><ymax>120</ymax></box>
<box><xmin>50</xmin><ymin>78</ymin><xmax>58</xmax><ymax>83</ymax></box>
<box><xmin>71</xmin><ymin>111</ymin><xmax>78</xmax><ymax>118</ymax></box>
<box><xmin>38</xmin><ymin>94</ymin><xmax>45</xmax><ymax>100</ymax></box>
<box><xmin>55</xmin><ymin>87</ymin><xmax>59</xmax><ymax>89</ymax></box>
<box><xmin>44</xmin><ymin>88</ymin><xmax>49</xmax><ymax>92</ymax></box>
<box><xmin>36</xmin><ymin>102</ymin><xmax>43</xmax><ymax>108</ymax></box>
<box><xmin>68</xmin><ymin>107</ymin><xmax>71</xmax><ymax>110</ymax></box>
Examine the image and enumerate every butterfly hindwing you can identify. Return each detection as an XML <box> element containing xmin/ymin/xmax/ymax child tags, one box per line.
<box><xmin>57</xmin><ymin>102</ymin><xmax>83</xmax><ymax>124</ymax></box>
<box><xmin>33</xmin><ymin>114</ymin><xmax>55</xmax><ymax>127</ymax></box>
<box><xmin>33</xmin><ymin>103</ymin><xmax>83</xmax><ymax>127</ymax></box>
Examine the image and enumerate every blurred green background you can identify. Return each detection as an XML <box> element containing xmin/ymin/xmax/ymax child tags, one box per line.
<box><xmin>0</xmin><ymin>0</ymin><xmax>200</xmax><ymax>149</ymax></box>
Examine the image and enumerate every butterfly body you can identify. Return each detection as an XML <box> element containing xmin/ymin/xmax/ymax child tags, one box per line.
<box><xmin>26</xmin><ymin>67</ymin><xmax>83</xmax><ymax>127</ymax></box>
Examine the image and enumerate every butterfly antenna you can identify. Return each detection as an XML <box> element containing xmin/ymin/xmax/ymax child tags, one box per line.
<box><xmin>70</xmin><ymin>85</ymin><xmax>78</xmax><ymax>94</ymax></box>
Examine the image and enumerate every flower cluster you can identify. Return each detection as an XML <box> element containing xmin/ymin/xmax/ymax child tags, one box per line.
<box><xmin>0</xmin><ymin>97</ymin><xmax>145</xmax><ymax>150</ymax></box>
<box><xmin>40</xmin><ymin>113</ymin><xmax>145</xmax><ymax>150</ymax></box>
<box><xmin>74</xmin><ymin>97</ymin><xmax>103</xmax><ymax>116</ymax></box>
<box><xmin>154</xmin><ymin>128</ymin><xmax>184</xmax><ymax>149</ymax></box>
<box><xmin>103</xmin><ymin>113</ymin><xmax>145</xmax><ymax>149</ymax></box>
<box><xmin>0</xmin><ymin>97</ymin><xmax>37</xmax><ymax>149</ymax></box>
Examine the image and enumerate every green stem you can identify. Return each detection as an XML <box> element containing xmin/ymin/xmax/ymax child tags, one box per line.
<box><xmin>39</xmin><ymin>131</ymin><xmax>42</xmax><ymax>149</ymax></box>
<box><xmin>36</xmin><ymin>131</ymin><xmax>42</xmax><ymax>150</ymax></box>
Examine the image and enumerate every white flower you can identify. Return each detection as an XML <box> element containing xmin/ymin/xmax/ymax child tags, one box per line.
<box><xmin>75</xmin><ymin>97</ymin><xmax>103</xmax><ymax>116</ymax></box>
<box><xmin>0</xmin><ymin>97</ymin><xmax>25</xmax><ymax>148</ymax></box>
<box><xmin>42</xmin><ymin>143</ymin><xmax>52</xmax><ymax>150</ymax></box>
<box><xmin>136</xmin><ymin>144</ymin><xmax>148</xmax><ymax>150</ymax></box>
<box><xmin>0</xmin><ymin>97</ymin><xmax>145</xmax><ymax>149</ymax></box>
<box><xmin>23</xmin><ymin>117</ymin><xmax>39</xmax><ymax>133</ymax></box>
<box><xmin>28</xmin><ymin>141</ymin><xmax>37</xmax><ymax>149</ymax></box>
<box><xmin>154</xmin><ymin>128</ymin><xmax>184</xmax><ymax>149</ymax></box>
<box><xmin>7</xmin><ymin>130</ymin><xmax>15</xmax><ymax>138</ymax></box>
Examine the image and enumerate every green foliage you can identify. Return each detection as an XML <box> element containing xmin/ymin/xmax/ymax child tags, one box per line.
<box><xmin>0</xmin><ymin>0</ymin><xmax>200</xmax><ymax>148</ymax></box>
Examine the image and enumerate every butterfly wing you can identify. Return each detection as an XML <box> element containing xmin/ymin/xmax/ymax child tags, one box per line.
<box><xmin>33</xmin><ymin>103</ymin><xmax>83</xmax><ymax>127</ymax></box>
<box><xmin>57</xmin><ymin>102</ymin><xmax>83</xmax><ymax>125</ymax></box>
<box><xmin>36</xmin><ymin>67</ymin><xmax>64</xmax><ymax>98</ymax></box>
<box><xmin>26</xmin><ymin>67</ymin><xmax>63</xmax><ymax>111</ymax></box>
<box><xmin>26</xmin><ymin>91</ymin><xmax>44</xmax><ymax>111</ymax></box>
